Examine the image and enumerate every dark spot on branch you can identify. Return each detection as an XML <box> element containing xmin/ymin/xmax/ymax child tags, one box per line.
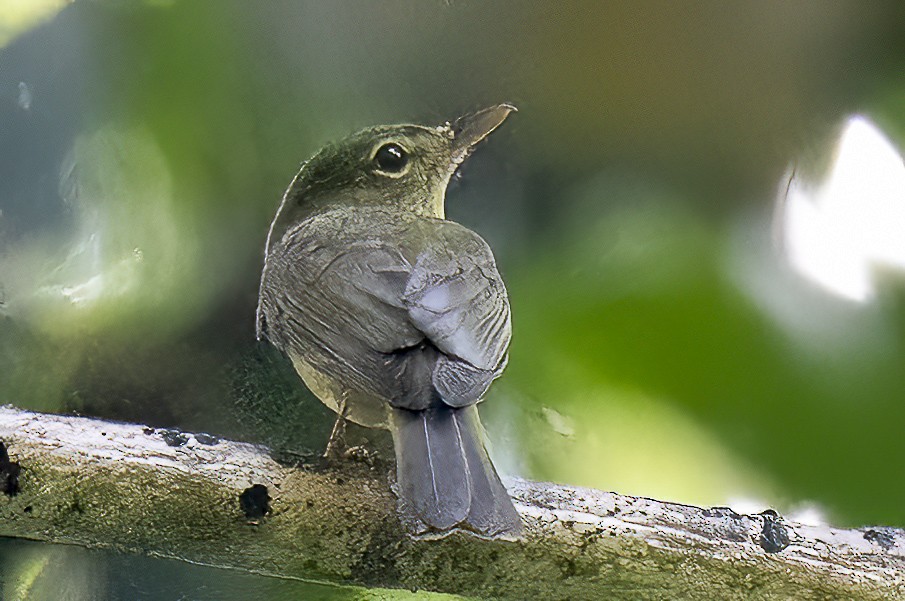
<box><xmin>240</xmin><ymin>484</ymin><xmax>271</xmax><ymax>521</ymax></box>
<box><xmin>160</xmin><ymin>429</ymin><xmax>188</xmax><ymax>447</ymax></box>
<box><xmin>143</xmin><ymin>427</ymin><xmax>155</xmax><ymax>435</ymax></box>
<box><xmin>758</xmin><ymin>509</ymin><xmax>790</xmax><ymax>553</ymax></box>
<box><xmin>1</xmin><ymin>440</ymin><xmax>21</xmax><ymax>496</ymax></box>
<box><xmin>863</xmin><ymin>528</ymin><xmax>898</xmax><ymax>550</ymax></box>
<box><xmin>194</xmin><ymin>433</ymin><xmax>220</xmax><ymax>446</ymax></box>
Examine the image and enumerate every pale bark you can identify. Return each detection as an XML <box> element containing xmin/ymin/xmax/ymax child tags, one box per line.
<box><xmin>1</xmin><ymin>406</ymin><xmax>903</xmax><ymax>600</ymax></box>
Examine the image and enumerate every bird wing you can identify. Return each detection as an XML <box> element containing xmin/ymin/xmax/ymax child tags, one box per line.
<box><xmin>259</xmin><ymin>209</ymin><xmax>423</xmax><ymax>399</ymax></box>
<box><xmin>402</xmin><ymin>219</ymin><xmax>512</xmax><ymax>407</ymax></box>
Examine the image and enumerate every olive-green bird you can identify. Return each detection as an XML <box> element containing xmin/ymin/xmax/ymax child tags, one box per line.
<box><xmin>256</xmin><ymin>104</ymin><xmax>521</xmax><ymax>537</ymax></box>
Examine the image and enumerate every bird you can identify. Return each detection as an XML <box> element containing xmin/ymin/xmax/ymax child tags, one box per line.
<box><xmin>256</xmin><ymin>104</ymin><xmax>522</xmax><ymax>537</ymax></box>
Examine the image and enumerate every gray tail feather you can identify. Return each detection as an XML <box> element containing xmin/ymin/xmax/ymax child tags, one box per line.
<box><xmin>390</xmin><ymin>405</ymin><xmax>522</xmax><ymax>536</ymax></box>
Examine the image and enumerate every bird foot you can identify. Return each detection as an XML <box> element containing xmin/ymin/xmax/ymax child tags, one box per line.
<box><xmin>322</xmin><ymin>413</ymin><xmax>348</xmax><ymax>462</ymax></box>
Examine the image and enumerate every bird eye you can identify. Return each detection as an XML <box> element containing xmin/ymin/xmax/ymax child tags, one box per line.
<box><xmin>373</xmin><ymin>142</ymin><xmax>409</xmax><ymax>174</ymax></box>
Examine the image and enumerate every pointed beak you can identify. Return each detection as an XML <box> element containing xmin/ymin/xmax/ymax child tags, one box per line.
<box><xmin>449</xmin><ymin>103</ymin><xmax>517</xmax><ymax>164</ymax></box>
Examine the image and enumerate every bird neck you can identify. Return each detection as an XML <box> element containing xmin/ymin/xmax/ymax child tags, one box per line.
<box><xmin>420</xmin><ymin>188</ymin><xmax>446</xmax><ymax>219</ymax></box>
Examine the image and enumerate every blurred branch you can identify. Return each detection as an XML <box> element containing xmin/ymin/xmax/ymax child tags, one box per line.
<box><xmin>1</xmin><ymin>406</ymin><xmax>903</xmax><ymax>601</ymax></box>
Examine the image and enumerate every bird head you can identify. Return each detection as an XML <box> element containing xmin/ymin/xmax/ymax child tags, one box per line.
<box><xmin>266</xmin><ymin>104</ymin><xmax>516</xmax><ymax>247</ymax></box>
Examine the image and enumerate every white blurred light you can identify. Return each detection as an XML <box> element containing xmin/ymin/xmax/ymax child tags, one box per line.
<box><xmin>726</xmin><ymin>499</ymin><xmax>825</xmax><ymax>525</ymax></box>
<box><xmin>781</xmin><ymin>115</ymin><xmax>905</xmax><ymax>302</ymax></box>
<box><xmin>788</xmin><ymin>504</ymin><xmax>826</xmax><ymax>527</ymax></box>
<box><xmin>726</xmin><ymin>496</ymin><xmax>770</xmax><ymax>516</ymax></box>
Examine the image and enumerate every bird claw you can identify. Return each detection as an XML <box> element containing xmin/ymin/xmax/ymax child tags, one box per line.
<box><xmin>342</xmin><ymin>445</ymin><xmax>375</xmax><ymax>465</ymax></box>
<box><xmin>322</xmin><ymin>412</ymin><xmax>348</xmax><ymax>461</ymax></box>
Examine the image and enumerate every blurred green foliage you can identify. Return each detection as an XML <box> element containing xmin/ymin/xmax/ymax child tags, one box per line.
<box><xmin>2</xmin><ymin>3</ymin><xmax>905</xmax><ymax>596</ymax></box>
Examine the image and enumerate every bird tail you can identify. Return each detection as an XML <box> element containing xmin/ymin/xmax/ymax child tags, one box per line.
<box><xmin>389</xmin><ymin>404</ymin><xmax>522</xmax><ymax>537</ymax></box>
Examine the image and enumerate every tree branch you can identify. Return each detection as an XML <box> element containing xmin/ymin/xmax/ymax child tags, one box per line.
<box><xmin>1</xmin><ymin>406</ymin><xmax>903</xmax><ymax>600</ymax></box>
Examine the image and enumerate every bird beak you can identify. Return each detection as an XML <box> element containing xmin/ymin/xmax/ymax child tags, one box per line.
<box><xmin>449</xmin><ymin>103</ymin><xmax>517</xmax><ymax>164</ymax></box>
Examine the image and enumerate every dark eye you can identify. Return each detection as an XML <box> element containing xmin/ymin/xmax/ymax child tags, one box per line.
<box><xmin>373</xmin><ymin>142</ymin><xmax>409</xmax><ymax>173</ymax></box>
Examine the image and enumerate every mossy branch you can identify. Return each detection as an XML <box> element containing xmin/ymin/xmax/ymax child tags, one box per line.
<box><xmin>1</xmin><ymin>406</ymin><xmax>903</xmax><ymax>600</ymax></box>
